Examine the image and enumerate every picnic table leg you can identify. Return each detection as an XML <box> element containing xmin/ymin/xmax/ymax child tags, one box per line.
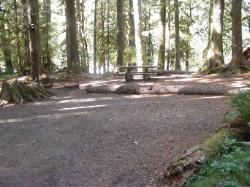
<box><xmin>125</xmin><ymin>67</ymin><xmax>133</xmax><ymax>82</ymax></box>
<box><xmin>143</xmin><ymin>67</ymin><xmax>150</xmax><ymax>81</ymax></box>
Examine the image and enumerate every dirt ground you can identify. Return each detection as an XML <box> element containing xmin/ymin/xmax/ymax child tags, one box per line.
<box><xmin>0</xmin><ymin>87</ymin><xmax>231</xmax><ymax>186</ymax></box>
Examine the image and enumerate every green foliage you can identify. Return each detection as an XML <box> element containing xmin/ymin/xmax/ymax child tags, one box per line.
<box><xmin>202</xmin><ymin>129</ymin><xmax>235</xmax><ymax>156</ymax></box>
<box><xmin>184</xmin><ymin>138</ymin><xmax>250</xmax><ymax>187</ymax></box>
<box><xmin>232</xmin><ymin>91</ymin><xmax>250</xmax><ymax>122</ymax></box>
<box><xmin>185</xmin><ymin>90</ymin><xmax>250</xmax><ymax>187</ymax></box>
<box><xmin>0</xmin><ymin>72</ymin><xmax>15</xmax><ymax>81</ymax></box>
<box><xmin>224</xmin><ymin>110</ymin><xmax>241</xmax><ymax>123</ymax></box>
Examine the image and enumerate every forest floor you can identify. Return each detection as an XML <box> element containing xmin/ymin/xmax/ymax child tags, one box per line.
<box><xmin>0</xmin><ymin>73</ymin><xmax>249</xmax><ymax>186</ymax></box>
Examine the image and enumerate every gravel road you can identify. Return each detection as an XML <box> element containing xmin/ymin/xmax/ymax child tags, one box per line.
<box><xmin>0</xmin><ymin>89</ymin><xmax>231</xmax><ymax>186</ymax></box>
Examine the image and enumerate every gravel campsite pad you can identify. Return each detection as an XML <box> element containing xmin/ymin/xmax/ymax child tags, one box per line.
<box><xmin>0</xmin><ymin>89</ymin><xmax>231</xmax><ymax>186</ymax></box>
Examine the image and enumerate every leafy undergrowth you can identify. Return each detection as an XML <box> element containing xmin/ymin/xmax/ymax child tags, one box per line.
<box><xmin>184</xmin><ymin>138</ymin><xmax>250</xmax><ymax>187</ymax></box>
<box><xmin>184</xmin><ymin>91</ymin><xmax>250</xmax><ymax>187</ymax></box>
<box><xmin>0</xmin><ymin>73</ymin><xmax>15</xmax><ymax>81</ymax></box>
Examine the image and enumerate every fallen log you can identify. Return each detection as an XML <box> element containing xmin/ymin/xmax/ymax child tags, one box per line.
<box><xmin>84</xmin><ymin>82</ymin><xmax>229</xmax><ymax>96</ymax></box>
<box><xmin>161</xmin><ymin>147</ymin><xmax>205</xmax><ymax>187</ymax></box>
<box><xmin>157</xmin><ymin>70</ymin><xmax>195</xmax><ymax>75</ymax></box>
<box><xmin>0</xmin><ymin>78</ymin><xmax>53</xmax><ymax>106</ymax></box>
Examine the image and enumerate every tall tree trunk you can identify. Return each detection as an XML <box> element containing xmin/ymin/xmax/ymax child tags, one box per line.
<box><xmin>0</xmin><ymin>13</ymin><xmax>14</xmax><ymax>74</ymax></box>
<box><xmin>106</xmin><ymin>0</ymin><xmax>110</xmax><ymax>73</ymax></box>
<box><xmin>207</xmin><ymin>0</ymin><xmax>213</xmax><ymax>49</ymax></box>
<box><xmin>45</xmin><ymin>0</ymin><xmax>51</xmax><ymax>72</ymax></box>
<box><xmin>166</xmin><ymin>0</ymin><xmax>171</xmax><ymax>70</ymax></box>
<box><xmin>116</xmin><ymin>0</ymin><xmax>125</xmax><ymax>66</ymax></box>
<box><xmin>133</xmin><ymin>0</ymin><xmax>143</xmax><ymax>68</ymax></box>
<box><xmin>185</xmin><ymin>0</ymin><xmax>192</xmax><ymax>72</ymax></box>
<box><xmin>98</xmin><ymin>1</ymin><xmax>106</xmax><ymax>74</ymax></box>
<box><xmin>27</xmin><ymin>0</ymin><xmax>41</xmax><ymax>82</ymax></box>
<box><xmin>206</xmin><ymin>0</ymin><xmax>224</xmax><ymax>69</ymax></box>
<box><xmin>76</xmin><ymin>0</ymin><xmax>88</xmax><ymax>72</ymax></box>
<box><xmin>66</xmin><ymin>0</ymin><xmax>80</xmax><ymax>74</ymax></box>
<box><xmin>231</xmin><ymin>0</ymin><xmax>244</xmax><ymax>66</ymax></box>
<box><xmin>21</xmin><ymin>0</ymin><xmax>31</xmax><ymax>71</ymax></box>
<box><xmin>158</xmin><ymin>0</ymin><xmax>167</xmax><ymax>70</ymax></box>
<box><xmin>186</xmin><ymin>51</ymin><xmax>189</xmax><ymax>72</ymax></box>
<box><xmin>78</xmin><ymin>0</ymin><xmax>89</xmax><ymax>72</ymax></box>
<box><xmin>128</xmin><ymin>0</ymin><xmax>135</xmax><ymax>65</ymax></box>
<box><xmin>174</xmin><ymin>0</ymin><xmax>181</xmax><ymax>70</ymax></box>
<box><xmin>41</xmin><ymin>0</ymin><xmax>52</xmax><ymax>73</ymax></box>
<box><xmin>93</xmin><ymin>0</ymin><xmax>98</xmax><ymax>73</ymax></box>
<box><xmin>143</xmin><ymin>3</ymin><xmax>154</xmax><ymax>66</ymax></box>
<box><xmin>14</xmin><ymin>0</ymin><xmax>22</xmax><ymax>74</ymax></box>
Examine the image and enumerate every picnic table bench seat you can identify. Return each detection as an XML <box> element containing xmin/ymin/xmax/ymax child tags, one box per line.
<box><xmin>115</xmin><ymin>66</ymin><xmax>158</xmax><ymax>82</ymax></box>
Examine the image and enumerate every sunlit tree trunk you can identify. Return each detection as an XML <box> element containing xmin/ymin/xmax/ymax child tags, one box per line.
<box><xmin>106</xmin><ymin>0</ymin><xmax>110</xmax><ymax>73</ymax></box>
<box><xmin>158</xmin><ymin>0</ymin><xmax>166</xmax><ymax>70</ymax></box>
<box><xmin>133</xmin><ymin>0</ymin><xmax>143</xmax><ymax>68</ymax></box>
<box><xmin>116</xmin><ymin>0</ymin><xmax>125</xmax><ymax>66</ymax></box>
<box><xmin>128</xmin><ymin>0</ymin><xmax>135</xmax><ymax>65</ymax></box>
<box><xmin>174</xmin><ymin>0</ymin><xmax>181</xmax><ymax>70</ymax></box>
<box><xmin>98</xmin><ymin>1</ymin><xmax>106</xmax><ymax>74</ymax></box>
<box><xmin>185</xmin><ymin>0</ymin><xmax>192</xmax><ymax>72</ymax></box>
<box><xmin>93</xmin><ymin>0</ymin><xmax>98</xmax><ymax>73</ymax></box>
<box><xmin>76</xmin><ymin>0</ymin><xmax>88</xmax><ymax>72</ymax></box>
<box><xmin>166</xmin><ymin>0</ymin><xmax>171</xmax><ymax>70</ymax></box>
<box><xmin>231</xmin><ymin>0</ymin><xmax>244</xmax><ymax>66</ymax></box>
<box><xmin>66</xmin><ymin>0</ymin><xmax>80</xmax><ymax>74</ymax></box>
<box><xmin>27</xmin><ymin>0</ymin><xmax>41</xmax><ymax>81</ymax></box>
<box><xmin>206</xmin><ymin>0</ymin><xmax>224</xmax><ymax>68</ymax></box>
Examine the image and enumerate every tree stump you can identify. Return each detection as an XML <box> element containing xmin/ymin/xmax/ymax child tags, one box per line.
<box><xmin>0</xmin><ymin>78</ymin><xmax>53</xmax><ymax>106</ymax></box>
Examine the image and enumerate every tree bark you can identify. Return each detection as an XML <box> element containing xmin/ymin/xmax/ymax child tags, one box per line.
<box><xmin>99</xmin><ymin>1</ymin><xmax>106</xmax><ymax>74</ymax></box>
<box><xmin>76</xmin><ymin>0</ymin><xmax>88</xmax><ymax>72</ymax></box>
<box><xmin>21</xmin><ymin>0</ymin><xmax>31</xmax><ymax>72</ymax></box>
<box><xmin>27</xmin><ymin>0</ymin><xmax>41</xmax><ymax>82</ymax></box>
<box><xmin>206</xmin><ymin>0</ymin><xmax>224</xmax><ymax>68</ymax></box>
<box><xmin>66</xmin><ymin>0</ymin><xmax>80</xmax><ymax>74</ymax></box>
<box><xmin>106</xmin><ymin>0</ymin><xmax>110</xmax><ymax>73</ymax></box>
<box><xmin>166</xmin><ymin>0</ymin><xmax>171</xmax><ymax>70</ymax></box>
<box><xmin>231</xmin><ymin>0</ymin><xmax>244</xmax><ymax>66</ymax></box>
<box><xmin>93</xmin><ymin>0</ymin><xmax>98</xmax><ymax>73</ymax></box>
<box><xmin>45</xmin><ymin>0</ymin><xmax>52</xmax><ymax>72</ymax></box>
<box><xmin>128</xmin><ymin>0</ymin><xmax>135</xmax><ymax>65</ymax></box>
<box><xmin>174</xmin><ymin>0</ymin><xmax>181</xmax><ymax>70</ymax></box>
<box><xmin>116</xmin><ymin>0</ymin><xmax>125</xmax><ymax>66</ymax></box>
<box><xmin>14</xmin><ymin>0</ymin><xmax>22</xmax><ymax>74</ymax></box>
<box><xmin>158</xmin><ymin>0</ymin><xmax>167</xmax><ymax>70</ymax></box>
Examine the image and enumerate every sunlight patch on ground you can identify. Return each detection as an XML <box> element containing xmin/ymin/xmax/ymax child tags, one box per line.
<box><xmin>231</xmin><ymin>81</ymin><xmax>247</xmax><ymax>88</ymax></box>
<box><xmin>0</xmin><ymin>118</ymin><xmax>23</xmax><ymax>124</ymax></box>
<box><xmin>58</xmin><ymin>105</ymin><xmax>107</xmax><ymax>111</ymax></box>
<box><xmin>187</xmin><ymin>96</ymin><xmax>226</xmax><ymax>101</ymax></box>
<box><xmin>59</xmin><ymin>98</ymin><xmax>97</xmax><ymax>104</ymax></box>
<box><xmin>0</xmin><ymin>111</ymin><xmax>90</xmax><ymax>125</ymax></box>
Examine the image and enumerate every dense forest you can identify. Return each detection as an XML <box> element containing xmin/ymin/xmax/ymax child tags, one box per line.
<box><xmin>0</xmin><ymin>0</ymin><xmax>249</xmax><ymax>81</ymax></box>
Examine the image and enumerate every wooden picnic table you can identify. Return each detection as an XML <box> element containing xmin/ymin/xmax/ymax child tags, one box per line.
<box><xmin>117</xmin><ymin>66</ymin><xmax>158</xmax><ymax>82</ymax></box>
